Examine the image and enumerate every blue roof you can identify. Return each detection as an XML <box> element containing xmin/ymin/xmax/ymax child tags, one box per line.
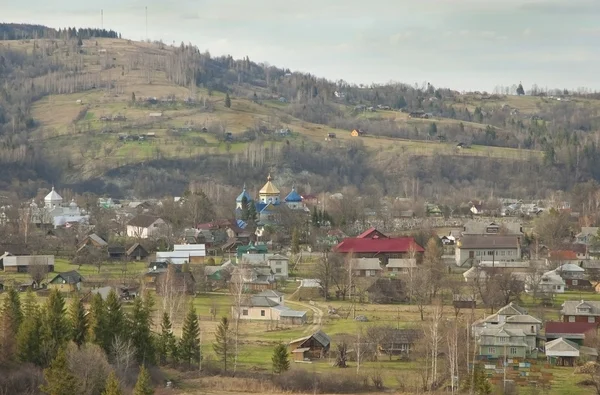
<box><xmin>285</xmin><ymin>187</ymin><xmax>302</xmax><ymax>203</ymax></box>
<box><xmin>236</xmin><ymin>185</ymin><xmax>252</xmax><ymax>203</ymax></box>
<box><xmin>236</xmin><ymin>219</ymin><xmax>247</xmax><ymax>229</ymax></box>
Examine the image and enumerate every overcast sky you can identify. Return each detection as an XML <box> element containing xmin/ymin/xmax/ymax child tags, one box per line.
<box><xmin>3</xmin><ymin>0</ymin><xmax>600</xmax><ymax>91</ymax></box>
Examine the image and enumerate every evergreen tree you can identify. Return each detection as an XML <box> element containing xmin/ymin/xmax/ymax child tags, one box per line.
<box><xmin>311</xmin><ymin>206</ymin><xmax>319</xmax><ymax>227</ymax></box>
<box><xmin>69</xmin><ymin>297</ymin><xmax>88</xmax><ymax>347</ymax></box>
<box><xmin>225</xmin><ymin>93</ymin><xmax>231</xmax><ymax>108</ymax></box>
<box><xmin>17</xmin><ymin>305</ymin><xmax>43</xmax><ymax>365</ymax></box>
<box><xmin>428</xmin><ymin>122</ymin><xmax>438</xmax><ymax>137</ymax></box>
<box><xmin>0</xmin><ymin>287</ymin><xmax>22</xmax><ymax>360</ymax></box>
<box><xmin>463</xmin><ymin>364</ymin><xmax>492</xmax><ymax>395</ymax></box>
<box><xmin>241</xmin><ymin>196</ymin><xmax>249</xmax><ymax>221</ymax></box>
<box><xmin>133</xmin><ymin>366</ymin><xmax>154</xmax><ymax>395</ymax></box>
<box><xmin>291</xmin><ymin>228</ymin><xmax>300</xmax><ymax>254</ymax></box>
<box><xmin>131</xmin><ymin>92</ymin><xmax>136</xmax><ymax>103</ymax></box>
<box><xmin>41</xmin><ymin>289</ymin><xmax>69</xmax><ymax>365</ymax></box>
<box><xmin>89</xmin><ymin>293</ymin><xmax>109</xmax><ymax>351</ymax></box>
<box><xmin>130</xmin><ymin>296</ymin><xmax>155</xmax><ymax>364</ymax></box>
<box><xmin>40</xmin><ymin>348</ymin><xmax>79</xmax><ymax>395</ymax></box>
<box><xmin>102</xmin><ymin>371</ymin><xmax>123</xmax><ymax>395</ymax></box>
<box><xmin>179</xmin><ymin>304</ymin><xmax>201</xmax><ymax>368</ymax></box>
<box><xmin>212</xmin><ymin>317</ymin><xmax>233</xmax><ymax>373</ymax></box>
<box><xmin>105</xmin><ymin>290</ymin><xmax>127</xmax><ymax>347</ymax></box>
<box><xmin>247</xmin><ymin>203</ymin><xmax>257</xmax><ymax>223</ymax></box>
<box><xmin>516</xmin><ymin>83</ymin><xmax>525</xmax><ymax>96</ymax></box>
<box><xmin>157</xmin><ymin>312</ymin><xmax>177</xmax><ymax>365</ymax></box>
<box><xmin>271</xmin><ymin>343</ymin><xmax>290</xmax><ymax>374</ymax></box>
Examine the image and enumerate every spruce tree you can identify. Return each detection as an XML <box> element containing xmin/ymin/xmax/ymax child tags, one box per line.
<box><xmin>212</xmin><ymin>317</ymin><xmax>232</xmax><ymax>373</ymax></box>
<box><xmin>22</xmin><ymin>289</ymin><xmax>38</xmax><ymax>316</ymax></box>
<box><xmin>130</xmin><ymin>296</ymin><xmax>155</xmax><ymax>364</ymax></box>
<box><xmin>179</xmin><ymin>303</ymin><xmax>201</xmax><ymax>368</ymax></box>
<box><xmin>291</xmin><ymin>228</ymin><xmax>300</xmax><ymax>254</ymax></box>
<box><xmin>105</xmin><ymin>289</ymin><xmax>126</xmax><ymax>347</ymax></box>
<box><xmin>40</xmin><ymin>348</ymin><xmax>79</xmax><ymax>395</ymax></box>
<box><xmin>0</xmin><ymin>287</ymin><xmax>22</xmax><ymax>360</ymax></box>
<box><xmin>271</xmin><ymin>343</ymin><xmax>290</xmax><ymax>374</ymax></box>
<box><xmin>133</xmin><ymin>366</ymin><xmax>154</xmax><ymax>395</ymax></box>
<box><xmin>17</xmin><ymin>305</ymin><xmax>43</xmax><ymax>365</ymax></box>
<box><xmin>69</xmin><ymin>297</ymin><xmax>88</xmax><ymax>347</ymax></box>
<box><xmin>241</xmin><ymin>196</ymin><xmax>249</xmax><ymax>221</ymax></box>
<box><xmin>89</xmin><ymin>293</ymin><xmax>109</xmax><ymax>351</ymax></box>
<box><xmin>102</xmin><ymin>371</ymin><xmax>123</xmax><ymax>395</ymax></box>
<box><xmin>157</xmin><ymin>312</ymin><xmax>177</xmax><ymax>365</ymax></box>
<box><xmin>224</xmin><ymin>93</ymin><xmax>231</xmax><ymax>108</ymax></box>
<box><xmin>41</xmin><ymin>289</ymin><xmax>69</xmax><ymax>365</ymax></box>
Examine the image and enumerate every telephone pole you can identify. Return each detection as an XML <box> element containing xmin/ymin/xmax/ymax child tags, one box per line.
<box><xmin>145</xmin><ymin>6</ymin><xmax>148</xmax><ymax>41</ymax></box>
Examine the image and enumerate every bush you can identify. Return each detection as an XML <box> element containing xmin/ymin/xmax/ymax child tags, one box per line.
<box><xmin>0</xmin><ymin>364</ymin><xmax>44</xmax><ymax>395</ymax></box>
<box><xmin>274</xmin><ymin>369</ymin><xmax>371</xmax><ymax>393</ymax></box>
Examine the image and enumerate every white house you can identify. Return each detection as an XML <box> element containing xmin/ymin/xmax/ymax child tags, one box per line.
<box><xmin>232</xmin><ymin>293</ymin><xmax>306</xmax><ymax>324</ymax></box>
<box><xmin>455</xmin><ymin>235</ymin><xmax>521</xmax><ymax>266</ymax></box>
<box><xmin>525</xmin><ymin>271</ymin><xmax>566</xmax><ymax>294</ymax></box>
<box><xmin>126</xmin><ymin>215</ymin><xmax>167</xmax><ymax>239</ymax></box>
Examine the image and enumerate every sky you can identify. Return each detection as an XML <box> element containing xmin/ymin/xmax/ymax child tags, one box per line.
<box><xmin>3</xmin><ymin>0</ymin><xmax>600</xmax><ymax>91</ymax></box>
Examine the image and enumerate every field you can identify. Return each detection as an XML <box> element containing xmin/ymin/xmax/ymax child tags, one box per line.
<box><xmin>2</xmin><ymin>37</ymin><xmax>574</xmax><ymax>183</ymax></box>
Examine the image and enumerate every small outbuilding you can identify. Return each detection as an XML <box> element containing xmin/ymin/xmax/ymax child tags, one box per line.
<box><xmin>289</xmin><ymin>330</ymin><xmax>331</xmax><ymax>361</ymax></box>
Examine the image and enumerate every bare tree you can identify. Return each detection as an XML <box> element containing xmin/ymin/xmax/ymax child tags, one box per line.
<box><xmin>159</xmin><ymin>264</ymin><xmax>188</xmax><ymax>326</ymax></box>
<box><xmin>28</xmin><ymin>256</ymin><xmax>49</xmax><ymax>284</ymax></box>
<box><xmin>446</xmin><ymin>319</ymin><xmax>460</xmax><ymax>395</ymax></box>
<box><xmin>111</xmin><ymin>336</ymin><xmax>136</xmax><ymax>386</ymax></box>
<box><xmin>427</xmin><ymin>302</ymin><xmax>444</xmax><ymax>390</ymax></box>
<box><xmin>229</xmin><ymin>264</ymin><xmax>246</xmax><ymax>376</ymax></box>
<box><xmin>66</xmin><ymin>342</ymin><xmax>111</xmax><ymax>395</ymax></box>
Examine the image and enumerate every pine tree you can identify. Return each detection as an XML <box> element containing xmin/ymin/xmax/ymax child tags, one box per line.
<box><xmin>40</xmin><ymin>348</ymin><xmax>79</xmax><ymax>395</ymax></box>
<box><xmin>516</xmin><ymin>83</ymin><xmax>525</xmax><ymax>96</ymax></box>
<box><xmin>22</xmin><ymin>289</ymin><xmax>38</xmax><ymax>316</ymax></box>
<box><xmin>102</xmin><ymin>371</ymin><xmax>123</xmax><ymax>395</ymax></box>
<box><xmin>0</xmin><ymin>287</ymin><xmax>22</xmax><ymax>360</ymax></box>
<box><xmin>291</xmin><ymin>228</ymin><xmax>301</xmax><ymax>254</ymax></box>
<box><xmin>179</xmin><ymin>304</ymin><xmax>201</xmax><ymax>368</ymax></box>
<box><xmin>89</xmin><ymin>293</ymin><xmax>109</xmax><ymax>351</ymax></box>
<box><xmin>41</xmin><ymin>289</ymin><xmax>69</xmax><ymax>365</ymax></box>
<box><xmin>271</xmin><ymin>343</ymin><xmax>290</xmax><ymax>374</ymax></box>
<box><xmin>247</xmin><ymin>203</ymin><xmax>257</xmax><ymax>223</ymax></box>
<box><xmin>157</xmin><ymin>312</ymin><xmax>177</xmax><ymax>365</ymax></box>
<box><xmin>106</xmin><ymin>289</ymin><xmax>127</xmax><ymax>347</ymax></box>
<box><xmin>225</xmin><ymin>93</ymin><xmax>231</xmax><ymax>108</ymax></box>
<box><xmin>311</xmin><ymin>206</ymin><xmax>319</xmax><ymax>227</ymax></box>
<box><xmin>212</xmin><ymin>317</ymin><xmax>233</xmax><ymax>373</ymax></box>
<box><xmin>241</xmin><ymin>196</ymin><xmax>249</xmax><ymax>221</ymax></box>
<box><xmin>130</xmin><ymin>296</ymin><xmax>155</xmax><ymax>364</ymax></box>
<box><xmin>17</xmin><ymin>304</ymin><xmax>43</xmax><ymax>365</ymax></box>
<box><xmin>133</xmin><ymin>366</ymin><xmax>154</xmax><ymax>395</ymax></box>
<box><xmin>69</xmin><ymin>297</ymin><xmax>88</xmax><ymax>347</ymax></box>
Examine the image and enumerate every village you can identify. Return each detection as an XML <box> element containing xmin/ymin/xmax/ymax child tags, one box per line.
<box><xmin>0</xmin><ymin>173</ymin><xmax>600</xmax><ymax>394</ymax></box>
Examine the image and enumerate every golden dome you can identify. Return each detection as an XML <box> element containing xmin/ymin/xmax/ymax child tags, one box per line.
<box><xmin>259</xmin><ymin>173</ymin><xmax>280</xmax><ymax>195</ymax></box>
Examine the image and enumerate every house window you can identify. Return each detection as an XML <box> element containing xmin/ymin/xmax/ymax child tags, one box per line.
<box><xmin>476</xmin><ymin>251</ymin><xmax>480</xmax><ymax>256</ymax></box>
<box><xmin>261</xmin><ymin>310</ymin><xmax>265</xmax><ymax>317</ymax></box>
<box><xmin>242</xmin><ymin>309</ymin><xmax>248</xmax><ymax>316</ymax></box>
<box><xmin>589</xmin><ymin>316</ymin><xmax>596</xmax><ymax>323</ymax></box>
<box><xmin>488</xmin><ymin>347</ymin><xmax>496</xmax><ymax>354</ymax></box>
<box><xmin>488</xmin><ymin>251</ymin><xmax>494</xmax><ymax>256</ymax></box>
<box><xmin>501</xmin><ymin>251</ymin><xmax>505</xmax><ymax>256</ymax></box>
<box><xmin>276</xmin><ymin>268</ymin><xmax>282</xmax><ymax>274</ymax></box>
<box><xmin>510</xmin><ymin>347</ymin><xmax>518</xmax><ymax>355</ymax></box>
<box><xmin>569</xmin><ymin>316</ymin><xmax>575</xmax><ymax>322</ymax></box>
<box><xmin>499</xmin><ymin>337</ymin><xmax>508</xmax><ymax>343</ymax></box>
<box><xmin>573</xmin><ymin>280</ymin><xmax>578</xmax><ymax>285</ymax></box>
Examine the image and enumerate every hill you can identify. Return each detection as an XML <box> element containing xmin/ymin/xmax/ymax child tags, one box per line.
<box><xmin>1</xmin><ymin>33</ymin><xmax>600</xmax><ymax>199</ymax></box>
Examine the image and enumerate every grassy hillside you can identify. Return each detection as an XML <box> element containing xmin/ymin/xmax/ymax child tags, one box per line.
<box><xmin>13</xmin><ymin>38</ymin><xmax>556</xmax><ymax>180</ymax></box>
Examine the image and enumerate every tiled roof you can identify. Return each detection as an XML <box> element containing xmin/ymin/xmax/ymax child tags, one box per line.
<box><xmin>458</xmin><ymin>235</ymin><xmax>520</xmax><ymax>249</ymax></box>
<box><xmin>335</xmin><ymin>237</ymin><xmax>424</xmax><ymax>254</ymax></box>
<box><xmin>128</xmin><ymin>215</ymin><xmax>160</xmax><ymax>228</ymax></box>
<box><xmin>561</xmin><ymin>300</ymin><xmax>600</xmax><ymax>316</ymax></box>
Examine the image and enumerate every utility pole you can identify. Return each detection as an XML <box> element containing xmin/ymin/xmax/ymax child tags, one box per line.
<box><xmin>145</xmin><ymin>6</ymin><xmax>148</xmax><ymax>41</ymax></box>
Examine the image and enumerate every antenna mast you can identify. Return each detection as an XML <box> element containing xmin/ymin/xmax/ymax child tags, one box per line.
<box><xmin>145</xmin><ymin>6</ymin><xmax>148</xmax><ymax>41</ymax></box>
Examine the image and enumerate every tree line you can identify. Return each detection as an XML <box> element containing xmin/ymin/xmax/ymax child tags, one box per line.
<box><xmin>0</xmin><ymin>24</ymin><xmax>120</xmax><ymax>40</ymax></box>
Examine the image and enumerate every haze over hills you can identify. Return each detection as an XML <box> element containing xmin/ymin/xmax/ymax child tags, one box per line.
<box><xmin>0</xmin><ymin>23</ymin><xmax>599</xmax><ymax>203</ymax></box>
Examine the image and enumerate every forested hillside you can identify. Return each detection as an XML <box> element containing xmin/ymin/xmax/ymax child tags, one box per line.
<box><xmin>1</xmin><ymin>24</ymin><xmax>600</xmax><ymax>201</ymax></box>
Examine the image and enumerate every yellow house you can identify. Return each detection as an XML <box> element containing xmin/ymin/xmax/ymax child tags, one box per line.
<box><xmin>48</xmin><ymin>270</ymin><xmax>84</xmax><ymax>292</ymax></box>
<box><xmin>351</xmin><ymin>129</ymin><xmax>365</xmax><ymax>137</ymax></box>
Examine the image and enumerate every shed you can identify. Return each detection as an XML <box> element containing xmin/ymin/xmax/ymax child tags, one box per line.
<box><xmin>126</xmin><ymin>243</ymin><xmax>148</xmax><ymax>261</ymax></box>
<box><xmin>545</xmin><ymin>338</ymin><xmax>580</xmax><ymax>366</ymax></box>
<box><xmin>107</xmin><ymin>245</ymin><xmax>126</xmax><ymax>260</ymax></box>
<box><xmin>280</xmin><ymin>310</ymin><xmax>308</xmax><ymax>325</ymax></box>
<box><xmin>289</xmin><ymin>330</ymin><xmax>331</xmax><ymax>361</ymax></box>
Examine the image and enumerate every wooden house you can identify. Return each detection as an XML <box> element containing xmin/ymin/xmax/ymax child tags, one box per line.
<box><xmin>48</xmin><ymin>270</ymin><xmax>84</xmax><ymax>292</ymax></box>
<box><xmin>126</xmin><ymin>243</ymin><xmax>149</xmax><ymax>261</ymax></box>
<box><xmin>288</xmin><ymin>330</ymin><xmax>331</xmax><ymax>361</ymax></box>
<box><xmin>107</xmin><ymin>245</ymin><xmax>126</xmax><ymax>260</ymax></box>
<box><xmin>378</xmin><ymin>328</ymin><xmax>422</xmax><ymax>358</ymax></box>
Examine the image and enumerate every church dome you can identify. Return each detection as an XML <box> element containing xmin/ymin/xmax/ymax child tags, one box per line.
<box><xmin>236</xmin><ymin>184</ymin><xmax>252</xmax><ymax>203</ymax></box>
<box><xmin>69</xmin><ymin>199</ymin><xmax>78</xmax><ymax>209</ymax></box>
<box><xmin>44</xmin><ymin>187</ymin><xmax>63</xmax><ymax>204</ymax></box>
<box><xmin>285</xmin><ymin>186</ymin><xmax>302</xmax><ymax>203</ymax></box>
<box><xmin>259</xmin><ymin>174</ymin><xmax>280</xmax><ymax>195</ymax></box>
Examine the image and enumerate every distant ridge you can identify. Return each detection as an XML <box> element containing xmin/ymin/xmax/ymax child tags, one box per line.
<box><xmin>0</xmin><ymin>23</ymin><xmax>120</xmax><ymax>40</ymax></box>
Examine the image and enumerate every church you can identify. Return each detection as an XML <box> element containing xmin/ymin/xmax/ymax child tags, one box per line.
<box><xmin>235</xmin><ymin>174</ymin><xmax>306</xmax><ymax>226</ymax></box>
<box><xmin>28</xmin><ymin>187</ymin><xmax>89</xmax><ymax>228</ymax></box>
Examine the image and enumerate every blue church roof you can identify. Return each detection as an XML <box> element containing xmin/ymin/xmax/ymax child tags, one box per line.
<box><xmin>285</xmin><ymin>187</ymin><xmax>302</xmax><ymax>203</ymax></box>
<box><xmin>236</xmin><ymin>185</ymin><xmax>252</xmax><ymax>203</ymax></box>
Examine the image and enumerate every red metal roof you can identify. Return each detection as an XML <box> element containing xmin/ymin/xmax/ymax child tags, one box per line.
<box><xmin>545</xmin><ymin>321</ymin><xmax>597</xmax><ymax>334</ymax></box>
<box><xmin>356</xmin><ymin>227</ymin><xmax>388</xmax><ymax>239</ymax></box>
<box><xmin>334</xmin><ymin>237</ymin><xmax>424</xmax><ymax>254</ymax></box>
<box><xmin>550</xmin><ymin>250</ymin><xmax>578</xmax><ymax>260</ymax></box>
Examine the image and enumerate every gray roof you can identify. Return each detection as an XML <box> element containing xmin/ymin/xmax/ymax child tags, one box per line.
<box><xmin>88</xmin><ymin>233</ymin><xmax>108</xmax><ymax>246</ymax></box>
<box><xmin>463</xmin><ymin>221</ymin><xmax>523</xmax><ymax>235</ymax></box>
<box><xmin>386</xmin><ymin>258</ymin><xmax>417</xmax><ymax>268</ymax></box>
<box><xmin>290</xmin><ymin>330</ymin><xmax>331</xmax><ymax>348</ymax></box>
<box><xmin>561</xmin><ymin>300</ymin><xmax>600</xmax><ymax>316</ymax></box>
<box><xmin>128</xmin><ymin>215</ymin><xmax>161</xmax><ymax>228</ymax></box>
<box><xmin>459</xmin><ymin>235</ymin><xmax>520</xmax><ymax>249</ymax></box>
<box><xmin>505</xmin><ymin>314</ymin><xmax>542</xmax><ymax>324</ymax></box>
<box><xmin>279</xmin><ymin>310</ymin><xmax>307</xmax><ymax>318</ymax></box>
<box><xmin>496</xmin><ymin>302</ymin><xmax>528</xmax><ymax>316</ymax></box>
<box><xmin>256</xmin><ymin>290</ymin><xmax>284</xmax><ymax>298</ymax></box>
<box><xmin>351</xmin><ymin>258</ymin><xmax>382</xmax><ymax>271</ymax></box>
<box><xmin>243</xmin><ymin>296</ymin><xmax>280</xmax><ymax>307</ymax></box>
<box><xmin>51</xmin><ymin>270</ymin><xmax>83</xmax><ymax>284</ymax></box>
<box><xmin>577</xmin><ymin>227</ymin><xmax>599</xmax><ymax>238</ymax></box>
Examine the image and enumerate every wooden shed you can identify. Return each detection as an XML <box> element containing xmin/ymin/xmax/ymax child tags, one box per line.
<box><xmin>289</xmin><ymin>330</ymin><xmax>331</xmax><ymax>361</ymax></box>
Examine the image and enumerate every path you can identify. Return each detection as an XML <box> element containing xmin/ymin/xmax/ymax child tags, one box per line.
<box><xmin>287</xmin><ymin>300</ymin><xmax>324</xmax><ymax>334</ymax></box>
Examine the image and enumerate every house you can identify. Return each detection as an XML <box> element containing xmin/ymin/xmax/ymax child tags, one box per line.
<box><xmin>239</xmin><ymin>253</ymin><xmax>289</xmax><ymax>278</ymax></box>
<box><xmin>553</xmin><ymin>263</ymin><xmax>592</xmax><ymax>290</ymax></box>
<box><xmin>107</xmin><ymin>245</ymin><xmax>126</xmax><ymax>260</ymax></box>
<box><xmin>351</xmin><ymin>129</ymin><xmax>366</xmax><ymax>137</ymax></box>
<box><xmin>462</xmin><ymin>221</ymin><xmax>523</xmax><ymax>236</ymax></box>
<box><xmin>550</xmin><ymin>249</ymin><xmax>584</xmax><ymax>263</ymax></box>
<box><xmin>350</xmin><ymin>258</ymin><xmax>383</xmax><ymax>277</ymax></box>
<box><xmin>233</xmin><ymin>293</ymin><xmax>306</xmax><ymax>324</ymax></box>
<box><xmin>126</xmin><ymin>243</ymin><xmax>148</xmax><ymax>261</ymax></box>
<box><xmin>470</xmin><ymin>201</ymin><xmax>485</xmax><ymax>215</ymax></box>
<box><xmin>204</xmin><ymin>260</ymin><xmax>234</xmax><ymax>282</ymax></box>
<box><xmin>575</xmin><ymin>227</ymin><xmax>598</xmax><ymax>245</ymax></box>
<box><xmin>477</xmin><ymin>327</ymin><xmax>530</xmax><ymax>359</ymax></box>
<box><xmin>230</xmin><ymin>266</ymin><xmax>276</xmax><ymax>292</ymax></box>
<box><xmin>288</xmin><ymin>330</ymin><xmax>331</xmax><ymax>361</ymax></box>
<box><xmin>525</xmin><ymin>270</ymin><xmax>565</xmax><ymax>294</ymax></box>
<box><xmin>386</xmin><ymin>258</ymin><xmax>417</xmax><ymax>274</ymax></box>
<box><xmin>1</xmin><ymin>255</ymin><xmax>55</xmax><ymax>273</ymax></box>
<box><xmin>48</xmin><ymin>271</ymin><xmax>84</xmax><ymax>292</ymax></box>
<box><xmin>155</xmin><ymin>251</ymin><xmax>192</xmax><ymax>265</ymax></box>
<box><xmin>455</xmin><ymin>235</ymin><xmax>521</xmax><ymax>266</ymax></box>
<box><xmin>334</xmin><ymin>229</ymin><xmax>424</xmax><ymax>265</ymax></box>
<box><xmin>471</xmin><ymin>302</ymin><xmax>528</xmax><ymax>335</ymax></box>
<box><xmin>126</xmin><ymin>215</ymin><xmax>167</xmax><ymax>239</ymax></box>
<box><xmin>377</xmin><ymin>328</ymin><xmax>422</xmax><ymax>358</ymax></box>
<box><xmin>561</xmin><ymin>300</ymin><xmax>600</xmax><ymax>324</ymax></box>
<box><xmin>544</xmin><ymin>321</ymin><xmax>597</xmax><ymax>346</ymax></box>
<box><xmin>79</xmin><ymin>233</ymin><xmax>108</xmax><ymax>249</ymax></box>
<box><xmin>237</xmin><ymin>242</ymin><xmax>269</xmax><ymax>258</ymax></box>
<box><xmin>544</xmin><ymin>337</ymin><xmax>598</xmax><ymax>366</ymax></box>
<box><xmin>173</xmin><ymin>244</ymin><xmax>206</xmax><ymax>264</ymax></box>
